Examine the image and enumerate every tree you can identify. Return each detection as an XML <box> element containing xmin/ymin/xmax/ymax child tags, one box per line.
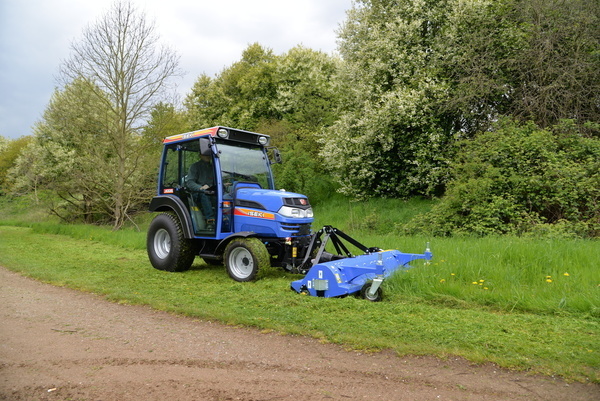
<box><xmin>269</xmin><ymin>46</ymin><xmax>341</xmax><ymax>202</ymax></box>
<box><xmin>184</xmin><ymin>74</ymin><xmax>227</xmax><ymax>129</ymax></box>
<box><xmin>0</xmin><ymin>136</ymin><xmax>7</xmax><ymax>152</ymax></box>
<box><xmin>9</xmin><ymin>79</ymin><xmax>115</xmax><ymax>221</ymax></box>
<box><xmin>508</xmin><ymin>0</ymin><xmax>600</xmax><ymax>127</ymax></box>
<box><xmin>442</xmin><ymin>0</ymin><xmax>600</xmax><ymax>131</ymax></box>
<box><xmin>185</xmin><ymin>43</ymin><xmax>278</xmax><ymax>131</ymax></box>
<box><xmin>323</xmin><ymin>0</ymin><xmax>600</xmax><ymax>200</ymax></box>
<box><xmin>60</xmin><ymin>0</ymin><xmax>181</xmax><ymax>228</ymax></box>
<box><xmin>323</xmin><ymin>0</ymin><xmax>455</xmax><ymax>199</ymax></box>
<box><xmin>274</xmin><ymin>46</ymin><xmax>340</xmax><ymax>131</ymax></box>
<box><xmin>142</xmin><ymin>102</ymin><xmax>189</xmax><ymax>154</ymax></box>
<box><xmin>0</xmin><ymin>136</ymin><xmax>31</xmax><ymax>196</ymax></box>
<box><xmin>184</xmin><ymin>44</ymin><xmax>342</xmax><ymax>203</ymax></box>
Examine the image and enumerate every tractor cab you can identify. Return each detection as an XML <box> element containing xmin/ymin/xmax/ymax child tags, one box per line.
<box><xmin>158</xmin><ymin>130</ymin><xmax>277</xmax><ymax>237</ymax></box>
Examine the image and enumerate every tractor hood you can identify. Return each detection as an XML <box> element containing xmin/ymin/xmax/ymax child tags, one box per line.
<box><xmin>235</xmin><ymin>188</ymin><xmax>311</xmax><ymax>215</ymax></box>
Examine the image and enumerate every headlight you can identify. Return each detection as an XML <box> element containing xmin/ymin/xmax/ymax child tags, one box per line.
<box><xmin>278</xmin><ymin>206</ymin><xmax>313</xmax><ymax>218</ymax></box>
<box><xmin>217</xmin><ymin>128</ymin><xmax>229</xmax><ymax>139</ymax></box>
<box><xmin>258</xmin><ymin>136</ymin><xmax>269</xmax><ymax>146</ymax></box>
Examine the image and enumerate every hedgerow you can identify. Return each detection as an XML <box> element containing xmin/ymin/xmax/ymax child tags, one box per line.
<box><xmin>406</xmin><ymin>118</ymin><xmax>600</xmax><ymax>237</ymax></box>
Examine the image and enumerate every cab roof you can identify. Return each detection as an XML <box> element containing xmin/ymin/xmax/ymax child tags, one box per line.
<box><xmin>163</xmin><ymin>126</ymin><xmax>270</xmax><ymax>146</ymax></box>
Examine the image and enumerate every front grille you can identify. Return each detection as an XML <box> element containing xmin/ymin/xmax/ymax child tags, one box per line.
<box><xmin>280</xmin><ymin>222</ymin><xmax>312</xmax><ymax>236</ymax></box>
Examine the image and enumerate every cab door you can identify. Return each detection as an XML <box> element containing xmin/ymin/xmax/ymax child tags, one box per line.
<box><xmin>160</xmin><ymin>140</ymin><xmax>218</xmax><ymax>237</ymax></box>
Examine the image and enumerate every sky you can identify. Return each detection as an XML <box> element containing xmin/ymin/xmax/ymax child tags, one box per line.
<box><xmin>0</xmin><ymin>0</ymin><xmax>352</xmax><ymax>139</ymax></box>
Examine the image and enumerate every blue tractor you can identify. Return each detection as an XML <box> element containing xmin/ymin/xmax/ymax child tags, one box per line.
<box><xmin>147</xmin><ymin>126</ymin><xmax>314</xmax><ymax>282</ymax></box>
<box><xmin>147</xmin><ymin>126</ymin><xmax>431</xmax><ymax>300</ymax></box>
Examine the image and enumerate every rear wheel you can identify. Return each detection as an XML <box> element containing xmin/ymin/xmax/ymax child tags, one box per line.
<box><xmin>147</xmin><ymin>213</ymin><xmax>196</xmax><ymax>272</ymax></box>
<box><xmin>224</xmin><ymin>237</ymin><xmax>270</xmax><ymax>282</ymax></box>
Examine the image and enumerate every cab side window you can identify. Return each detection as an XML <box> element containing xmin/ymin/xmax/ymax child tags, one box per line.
<box><xmin>161</xmin><ymin>145</ymin><xmax>180</xmax><ymax>189</ymax></box>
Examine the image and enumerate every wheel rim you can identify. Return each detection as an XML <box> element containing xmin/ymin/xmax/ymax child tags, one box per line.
<box><xmin>363</xmin><ymin>285</ymin><xmax>380</xmax><ymax>301</ymax></box>
<box><xmin>154</xmin><ymin>228</ymin><xmax>171</xmax><ymax>259</ymax></box>
<box><xmin>229</xmin><ymin>247</ymin><xmax>254</xmax><ymax>279</ymax></box>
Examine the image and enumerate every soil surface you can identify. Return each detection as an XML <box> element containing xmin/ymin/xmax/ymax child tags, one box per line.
<box><xmin>1</xmin><ymin>267</ymin><xmax>598</xmax><ymax>401</ymax></box>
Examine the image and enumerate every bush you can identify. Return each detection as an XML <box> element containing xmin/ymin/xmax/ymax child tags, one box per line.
<box><xmin>406</xmin><ymin>119</ymin><xmax>600</xmax><ymax>237</ymax></box>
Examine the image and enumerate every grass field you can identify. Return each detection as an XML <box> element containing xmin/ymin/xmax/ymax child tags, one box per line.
<box><xmin>0</xmin><ymin>196</ymin><xmax>598</xmax><ymax>382</ymax></box>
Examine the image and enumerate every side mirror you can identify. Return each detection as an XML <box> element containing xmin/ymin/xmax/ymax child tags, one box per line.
<box><xmin>268</xmin><ymin>147</ymin><xmax>282</xmax><ymax>164</ymax></box>
<box><xmin>199</xmin><ymin>137</ymin><xmax>212</xmax><ymax>156</ymax></box>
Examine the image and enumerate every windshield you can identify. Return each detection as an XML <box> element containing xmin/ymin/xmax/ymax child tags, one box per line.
<box><xmin>216</xmin><ymin>140</ymin><xmax>274</xmax><ymax>190</ymax></box>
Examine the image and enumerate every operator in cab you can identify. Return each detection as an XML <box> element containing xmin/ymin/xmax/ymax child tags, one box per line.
<box><xmin>186</xmin><ymin>153</ymin><xmax>216</xmax><ymax>230</ymax></box>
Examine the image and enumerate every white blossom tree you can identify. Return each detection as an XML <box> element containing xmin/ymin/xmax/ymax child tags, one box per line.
<box><xmin>322</xmin><ymin>0</ymin><xmax>454</xmax><ymax>199</ymax></box>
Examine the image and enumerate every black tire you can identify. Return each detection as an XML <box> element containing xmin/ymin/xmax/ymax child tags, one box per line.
<box><xmin>224</xmin><ymin>237</ymin><xmax>270</xmax><ymax>282</ymax></box>
<box><xmin>147</xmin><ymin>213</ymin><xmax>196</xmax><ymax>272</ymax></box>
<box><xmin>360</xmin><ymin>282</ymin><xmax>383</xmax><ymax>302</ymax></box>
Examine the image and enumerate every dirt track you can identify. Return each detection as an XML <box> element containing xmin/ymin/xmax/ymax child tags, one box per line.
<box><xmin>1</xmin><ymin>267</ymin><xmax>598</xmax><ymax>401</ymax></box>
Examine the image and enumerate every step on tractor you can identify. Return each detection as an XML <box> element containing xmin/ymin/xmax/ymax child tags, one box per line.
<box><xmin>147</xmin><ymin>126</ymin><xmax>432</xmax><ymax>301</ymax></box>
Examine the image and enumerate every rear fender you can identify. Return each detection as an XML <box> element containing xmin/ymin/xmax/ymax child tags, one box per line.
<box><xmin>149</xmin><ymin>195</ymin><xmax>195</xmax><ymax>239</ymax></box>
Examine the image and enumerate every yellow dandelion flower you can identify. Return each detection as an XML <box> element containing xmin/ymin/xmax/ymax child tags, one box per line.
<box><xmin>479</xmin><ymin>279</ymin><xmax>485</xmax><ymax>282</ymax></box>
<box><xmin>484</xmin><ymin>287</ymin><xmax>489</xmax><ymax>290</ymax></box>
<box><xmin>472</xmin><ymin>282</ymin><xmax>478</xmax><ymax>285</ymax></box>
<box><xmin>546</xmin><ymin>279</ymin><xmax>553</xmax><ymax>283</ymax></box>
<box><xmin>450</xmin><ymin>273</ymin><xmax>455</xmax><ymax>276</ymax></box>
<box><xmin>440</xmin><ymin>279</ymin><xmax>446</xmax><ymax>283</ymax></box>
<box><xmin>563</xmin><ymin>272</ymin><xmax>570</xmax><ymax>277</ymax></box>
<box><xmin>546</xmin><ymin>275</ymin><xmax>552</xmax><ymax>279</ymax></box>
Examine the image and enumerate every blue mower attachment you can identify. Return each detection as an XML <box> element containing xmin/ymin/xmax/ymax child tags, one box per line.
<box><xmin>290</xmin><ymin>226</ymin><xmax>432</xmax><ymax>301</ymax></box>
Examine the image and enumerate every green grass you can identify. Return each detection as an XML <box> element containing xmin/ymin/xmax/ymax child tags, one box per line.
<box><xmin>0</xmin><ymin>195</ymin><xmax>599</xmax><ymax>382</ymax></box>
<box><xmin>370</xmin><ymin>235</ymin><xmax>598</xmax><ymax>316</ymax></box>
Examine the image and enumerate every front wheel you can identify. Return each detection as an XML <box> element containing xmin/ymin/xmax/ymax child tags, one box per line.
<box><xmin>360</xmin><ymin>282</ymin><xmax>383</xmax><ymax>302</ymax></box>
<box><xmin>147</xmin><ymin>213</ymin><xmax>196</xmax><ymax>272</ymax></box>
<box><xmin>224</xmin><ymin>237</ymin><xmax>270</xmax><ymax>282</ymax></box>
